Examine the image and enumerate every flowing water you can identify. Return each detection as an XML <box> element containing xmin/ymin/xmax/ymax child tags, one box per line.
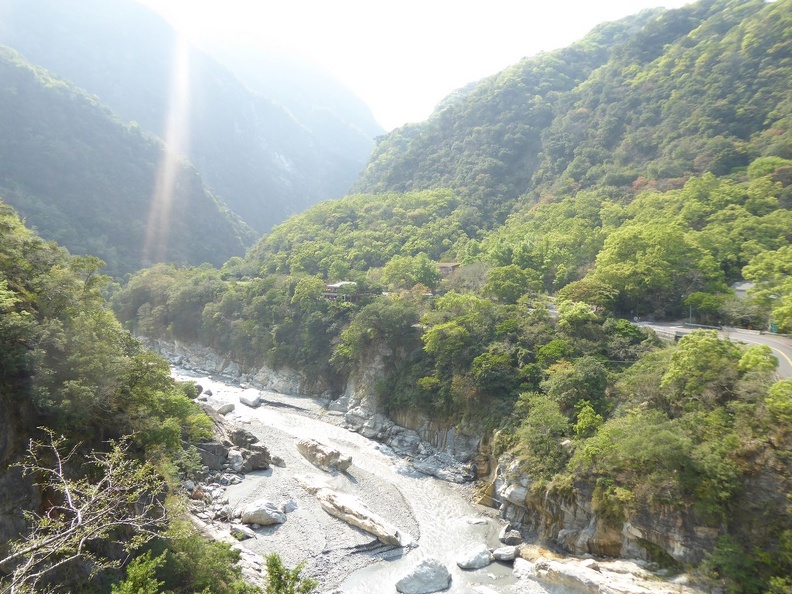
<box><xmin>173</xmin><ymin>369</ymin><xmax>529</xmax><ymax>593</ymax></box>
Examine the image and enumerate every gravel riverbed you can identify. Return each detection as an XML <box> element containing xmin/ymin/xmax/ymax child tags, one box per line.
<box><xmin>174</xmin><ymin>369</ymin><xmax>521</xmax><ymax>593</ymax></box>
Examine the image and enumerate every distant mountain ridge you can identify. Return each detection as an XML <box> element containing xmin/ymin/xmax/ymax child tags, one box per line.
<box><xmin>0</xmin><ymin>0</ymin><xmax>381</xmax><ymax>234</ymax></box>
<box><xmin>0</xmin><ymin>45</ymin><xmax>254</xmax><ymax>277</ymax></box>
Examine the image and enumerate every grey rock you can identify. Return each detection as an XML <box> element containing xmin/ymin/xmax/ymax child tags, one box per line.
<box><xmin>492</xmin><ymin>546</ymin><xmax>519</xmax><ymax>562</ymax></box>
<box><xmin>296</xmin><ymin>438</ymin><xmax>352</xmax><ymax>472</ymax></box>
<box><xmin>217</xmin><ymin>403</ymin><xmax>235</xmax><ymax>415</ymax></box>
<box><xmin>230</xmin><ymin>523</ymin><xmax>257</xmax><ymax>540</ymax></box>
<box><xmin>240</xmin><ymin>499</ymin><xmax>287</xmax><ymax>525</ymax></box>
<box><xmin>456</xmin><ymin>543</ymin><xmax>492</xmax><ymax>569</ymax></box>
<box><xmin>412</xmin><ymin>453</ymin><xmax>473</xmax><ymax>484</ymax></box>
<box><xmin>227</xmin><ymin>449</ymin><xmax>245</xmax><ymax>473</ymax></box>
<box><xmin>295</xmin><ymin>475</ymin><xmax>410</xmax><ymax>547</ymax></box>
<box><xmin>241</xmin><ymin>446</ymin><xmax>271</xmax><ymax>472</ymax></box>
<box><xmin>195</xmin><ymin>442</ymin><xmax>229</xmax><ymax>471</ymax></box>
<box><xmin>239</xmin><ymin>392</ymin><xmax>261</xmax><ymax>408</ymax></box>
<box><xmin>499</xmin><ymin>525</ymin><xmax>523</xmax><ymax>546</ymax></box>
<box><xmin>395</xmin><ymin>558</ymin><xmax>452</xmax><ymax>594</ymax></box>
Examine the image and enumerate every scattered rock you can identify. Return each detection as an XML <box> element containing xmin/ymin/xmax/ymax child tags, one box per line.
<box><xmin>296</xmin><ymin>438</ymin><xmax>352</xmax><ymax>472</ymax></box>
<box><xmin>457</xmin><ymin>543</ymin><xmax>493</xmax><ymax>569</ymax></box>
<box><xmin>239</xmin><ymin>392</ymin><xmax>261</xmax><ymax>408</ymax></box>
<box><xmin>240</xmin><ymin>499</ymin><xmax>287</xmax><ymax>526</ymax></box>
<box><xmin>492</xmin><ymin>546</ymin><xmax>518</xmax><ymax>562</ymax></box>
<box><xmin>412</xmin><ymin>452</ymin><xmax>474</xmax><ymax>483</ymax></box>
<box><xmin>281</xmin><ymin>499</ymin><xmax>298</xmax><ymax>513</ymax></box>
<box><xmin>217</xmin><ymin>403</ymin><xmax>235</xmax><ymax>415</ymax></box>
<box><xmin>204</xmin><ymin>388</ymin><xmax>213</xmax><ymax>396</ymax></box>
<box><xmin>230</xmin><ymin>524</ymin><xmax>257</xmax><ymax>540</ymax></box>
<box><xmin>396</xmin><ymin>558</ymin><xmax>452</xmax><ymax>594</ymax></box>
<box><xmin>499</xmin><ymin>525</ymin><xmax>523</xmax><ymax>545</ymax></box>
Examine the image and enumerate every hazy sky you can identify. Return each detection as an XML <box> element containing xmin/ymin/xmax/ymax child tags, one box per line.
<box><xmin>138</xmin><ymin>0</ymin><xmax>692</xmax><ymax>131</ymax></box>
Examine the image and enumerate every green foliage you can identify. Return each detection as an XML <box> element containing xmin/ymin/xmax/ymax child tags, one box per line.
<box><xmin>128</xmin><ymin>519</ymin><xmax>257</xmax><ymax>594</ymax></box>
<box><xmin>264</xmin><ymin>553</ymin><xmax>317</xmax><ymax>594</ymax></box>
<box><xmin>514</xmin><ymin>392</ymin><xmax>571</xmax><ymax>480</ymax></box>
<box><xmin>381</xmin><ymin>252</ymin><xmax>441</xmax><ymax>291</ymax></box>
<box><xmin>112</xmin><ymin>551</ymin><xmax>165</xmax><ymax>594</ymax></box>
<box><xmin>660</xmin><ymin>330</ymin><xmax>742</xmax><ymax>408</ymax></box>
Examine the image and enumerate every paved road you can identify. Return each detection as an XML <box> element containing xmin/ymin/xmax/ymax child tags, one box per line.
<box><xmin>641</xmin><ymin>323</ymin><xmax>792</xmax><ymax>379</ymax></box>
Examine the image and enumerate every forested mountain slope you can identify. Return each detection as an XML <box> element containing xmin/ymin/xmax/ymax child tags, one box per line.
<box><xmin>0</xmin><ymin>200</ymin><xmax>259</xmax><ymax>592</ymax></box>
<box><xmin>0</xmin><ymin>0</ymin><xmax>378</xmax><ymax>233</ymax></box>
<box><xmin>0</xmin><ymin>46</ymin><xmax>253</xmax><ymax>277</ymax></box>
<box><xmin>354</xmin><ymin>0</ymin><xmax>788</xmax><ymax>225</ymax></box>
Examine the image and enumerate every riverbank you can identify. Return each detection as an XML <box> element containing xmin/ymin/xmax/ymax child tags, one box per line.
<box><xmin>173</xmin><ymin>368</ymin><xmax>520</xmax><ymax>593</ymax></box>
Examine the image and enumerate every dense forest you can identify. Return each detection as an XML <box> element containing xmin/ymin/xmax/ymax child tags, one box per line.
<box><xmin>0</xmin><ymin>45</ymin><xmax>254</xmax><ymax>277</ymax></box>
<box><xmin>0</xmin><ymin>0</ymin><xmax>381</xmax><ymax>277</ymax></box>
<box><xmin>0</xmin><ymin>0</ymin><xmax>381</xmax><ymax>234</ymax></box>
<box><xmin>3</xmin><ymin>0</ymin><xmax>792</xmax><ymax>592</ymax></box>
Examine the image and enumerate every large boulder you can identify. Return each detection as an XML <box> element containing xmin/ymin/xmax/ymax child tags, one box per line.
<box><xmin>395</xmin><ymin>558</ymin><xmax>452</xmax><ymax>594</ymax></box>
<box><xmin>295</xmin><ymin>475</ymin><xmax>410</xmax><ymax>546</ymax></box>
<box><xmin>296</xmin><ymin>439</ymin><xmax>352</xmax><ymax>472</ymax></box>
<box><xmin>239</xmin><ymin>392</ymin><xmax>261</xmax><ymax>408</ymax></box>
<box><xmin>456</xmin><ymin>543</ymin><xmax>492</xmax><ymax>569</ymax></box>
<box><xmin>240</xmin><ymin>499</ymin><xmax>286</xmax><ymax>526</ymax></box>
<box><xmin>240</xmin><ymin>446</ymin><xmax>271</xmax><ymax>472</ymax></box>
<box><xmin>492</xmin><ymin>546</ymin><xmax>519</xmax><ymax>562</ymax></box>
<box><xmin>216</xmin><ymin>403</ymin><xmax>235</xmax><ymax>415</ymax></box>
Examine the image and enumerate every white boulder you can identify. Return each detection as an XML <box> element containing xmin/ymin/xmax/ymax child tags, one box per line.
<box><xmin>395</xmin><ymin>558</ymin><xmax>452</xmax><ymax>594</ymax></box>
<box><xmin>240</xmin><ymin>499</ymin><xmax>286</xmax><ymax>526</ymax></box>
<box><xmin>457</xmin><ymin>543</ymin><xmax>493</xmax><ymax>569</ymax></box>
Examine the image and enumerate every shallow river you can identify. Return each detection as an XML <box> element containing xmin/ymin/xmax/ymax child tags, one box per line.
<box><xmin>173</xmin><ymin>369</ymin><xmax>537</xmax><ymax>593</ymax></box>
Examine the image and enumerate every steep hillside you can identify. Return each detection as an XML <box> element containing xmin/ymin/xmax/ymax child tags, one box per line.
<box><xmin>354</xmin><ymin>0</ymin><xmax>788</xmax><ymax>226</ymax></box>
<box><xmin>0</xmin><ymin>0</ymin><xmax>376</xmax><ymax>233</ymax></box>
<box><xmin>0</xmin><ymin>46</ymin><xmax>253</xmax><ymax>277</ymax></box>
<box><xmin>114</xmin><ymin>1</ymin><xmax>792</xmax><ymax>588</ymax></box>
<box><xmin>352</xmin><ymin>9</ymin><xmax>662</xmax><ymax>225</ymax></box>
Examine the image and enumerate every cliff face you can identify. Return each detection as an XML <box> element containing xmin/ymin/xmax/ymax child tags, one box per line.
<box><xmin>492</xmin><ymin>459</ymin><xmax>720</xmax><ymax>566</ymax></box>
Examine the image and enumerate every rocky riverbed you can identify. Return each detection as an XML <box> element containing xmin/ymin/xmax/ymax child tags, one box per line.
<box><xmin>172</xmin><ymin>366</ymin><xmax>709</xmax><ymax>594</ymax></box>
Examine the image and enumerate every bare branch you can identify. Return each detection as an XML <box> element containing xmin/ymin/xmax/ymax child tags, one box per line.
<box><xmin>0</xmin><ymin>431</ymin><xmax>168</xmax><ymax>593</ymax></box>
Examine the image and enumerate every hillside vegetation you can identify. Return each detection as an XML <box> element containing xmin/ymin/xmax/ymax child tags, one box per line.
<box><xmin>0</xmin><ymin>0</ymin><xmax>381</xmax><ymax>234</ymax></box>
<box><xmin>0</xmin><ymin>200</ymin><xmax>262</xmax><ymax>593</ymax></box>
<box><xmin>3</xmin><ymin>0</ymin><xmax>792</xmax><ymax>591</ymax></box>
<box><xmin>0</xmin><ymin>45</ymin><xmax>254</xmax><ymax>277</ymax></box>
<box><xmin>114</xmin><ymin>1</ymin><xmax>792</xmax><ymax>590</ymax></box>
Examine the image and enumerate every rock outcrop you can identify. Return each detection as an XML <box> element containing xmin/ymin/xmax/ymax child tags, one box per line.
<box><xmin>494</xmin><ymin>458</ymin><xmax>719</xmax><ymax>565</ymax></box>
<box><xmin>192</xmin><ymin>405</ymin><xmax>272</xmax><ymax>473</ymax></box>
<box><xmin>513</xmin><ymin>556</ymin><xmax>703</xmax><ymax>594</ymax></box>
